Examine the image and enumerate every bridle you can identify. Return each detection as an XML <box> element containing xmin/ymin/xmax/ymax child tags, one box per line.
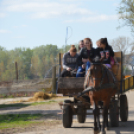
<box><xmin>85</xmin><ymin>63</ymin><xmax>107</xmax><ymax>89</ymax></box>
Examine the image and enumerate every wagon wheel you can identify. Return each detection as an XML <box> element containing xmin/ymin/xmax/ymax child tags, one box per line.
<box><xmin>120</xmin><ymin>94</ymin><xmax>128</xmax><ymax>122</ymax></box>
<box><xmin>62</xmin><ymin>100</ymin><xmax>73</xmax><ymax>128</ymax></box>
<box><xmin>77</xmin><ymin>107</ymin><xmax>86</xmax><ymax>123</ymax></box>
<box><xmin>109</xmin><ymin>100</ymin><xmax>119</xmax><ymax>127</ymax></box>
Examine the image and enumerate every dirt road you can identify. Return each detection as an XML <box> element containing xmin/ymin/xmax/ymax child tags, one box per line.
<box><xmin>1</xmin><ymin>91</ymin><xmax>134</xmax><ymax>134</ymax></box>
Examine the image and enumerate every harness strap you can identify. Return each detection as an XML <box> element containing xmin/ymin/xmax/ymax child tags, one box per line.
<box><xmin>78</xmin><ymin>83</ymin><xmax>116</xmax><ymax>97</ymax></box>
<box><xmin>99</xmin><ymin>65</ymin><xmax>106</xmax><ymax>87</ymax></box>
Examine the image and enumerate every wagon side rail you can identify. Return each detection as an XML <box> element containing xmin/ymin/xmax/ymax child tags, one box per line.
<box><xmin>122</xmin><ymin>76</ymin><xmax>134</xmax><ymax>93</ymax></box>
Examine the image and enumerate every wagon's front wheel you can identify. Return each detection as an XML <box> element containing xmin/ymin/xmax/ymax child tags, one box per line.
<box><xmin>62</xmin><ymin>100</ymin><xmax>73</xmax><ymax>128</ymax></box>
<box><xmin>109</xmin><ymin>100</ymin><xmax>119</xmax><ymax>127</ymax></box>
<box><xmin>120</xmin><ymin>94</ymin><xmax>128</xmax><ymax>122</ymax></box>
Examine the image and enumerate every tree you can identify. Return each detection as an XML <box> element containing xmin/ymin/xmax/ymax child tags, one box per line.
<box><xmin>118</xmin><ymin>0</ymin><xmax>134</xmax><ymax>32</ymax></box>
<box><xmin>110</xmin><ymin>36</ymin><xmax>134</xmax><ymax>64</ymax></box>
<box><xmin>0</xmin><ymin>44</ymin><xmax>79</xmax><ymax>81</ymax></box>
<box><xmin>31</xmin><ymin>55</ymin><xmax>39</xmax><ymax>78</ymax></box>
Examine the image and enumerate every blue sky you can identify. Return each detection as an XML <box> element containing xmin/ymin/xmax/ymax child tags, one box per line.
<box><xmin>0</xmin><ymin>0</ymin><xmax>132</xmax><ymax>50</ymax></box>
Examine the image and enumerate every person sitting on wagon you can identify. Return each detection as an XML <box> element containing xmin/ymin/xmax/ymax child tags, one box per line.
<box><xmin>76</xmin><ymin>38</ymin><xmax>96</xmax><ymax>77</ymax></box>
<box><xmin>95</xmin><ymin>38</ymin><xmax>114</xmax><ymax>68</ymax></box>
<box><xmin>76</xmin><ymin>40</ymin><xmax>86</xmax><ymax>77</ymax></box>
<box><xmin>95</xmin><ymin>38</ymin><xmax>115</xmax><ymax>66</ymax></box>
<box><xmin>61</xmin><ymin>45</ymin><xmax>78</xmax><ymax>77</ymax></box>
<box><xmin>78</xmin><ymin>40</ymin><xmax>85</xmax><ymax>51</ymax></box>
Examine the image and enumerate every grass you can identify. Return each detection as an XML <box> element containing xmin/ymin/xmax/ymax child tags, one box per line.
<box><xmin>0</xmin><ymin>94</ymin><xmax>15</xmax><ymax>98</ymax></box>
<box><xmin>0</xmin><ymin>114</ymin><xmax>43</xmax><ymax>129</ymax></box>
<box><xmin>0</xmin><ymin>100</ymin><xmax>57</xmax><ymax>109</ymax></box>
<box><xmin>0</xmin><ymin>103</ymin><xmax>29</xmax><ymax>109</ymax></box>
<box><xmin>30</xmin><ymin>100</ymin><xmax>56</xmax><ymax>106</ymax></box>
<box><xmin>0</xmin><ymin>114</ymin><xmax>61</xmax><ymax>130</ymax></box>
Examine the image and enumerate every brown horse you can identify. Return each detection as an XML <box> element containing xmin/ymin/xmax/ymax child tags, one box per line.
<box><xmin>80</xmin><ymin>63</ymin><xmax>118</xmax><ymax>134</ymax></box>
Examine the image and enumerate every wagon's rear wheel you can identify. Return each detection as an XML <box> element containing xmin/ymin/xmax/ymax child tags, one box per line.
<box><xmin>77</xmin><ymin>107</ymin><xmax>86</xmax><ymax>123</ymax></box>
<box><xmin>120</xmin><ymin>94</ymin><xmax>128</xmax><ymax>122</ymax></box>
<box><xmin>109</xmin><ymin>100</ymin><xmax>119</xmax><ymax>127</ymax></box>
<box><xmin>62</xmin><ymin>100</ymin><xmax>73</xmax><ymax>128</ymax></box>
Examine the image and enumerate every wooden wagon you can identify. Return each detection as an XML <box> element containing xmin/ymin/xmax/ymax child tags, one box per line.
<box><xmin>57</xmin><ymin>51</ymin><xmax>134</xmax><ymax>128</ymax></box>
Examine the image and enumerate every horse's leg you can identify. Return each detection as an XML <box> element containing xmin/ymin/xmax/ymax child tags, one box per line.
<box><xmin>93</xmin><ymin>103</ymin><xmax>98</xmax><ymax>131</ymax></box>
<box><xmin>96</xmin><ymin>105</ymin><xmax>101</xmax><ymax>130</ymax></box>
<box><xmin>101</xmin><ymin>104</ymin><xmax>108</xmax><ymax>134</ymax></box>
<box><xmin>89</xmin><ymin>93</ymin><xmax>100</xmax><ymax>131</ymax></box>
<box><xmin>93</xmin><ymin>102</ymin><xmax>100</xmax><ymax>131</ymax></box>
<box><xmin>106</xmin><ymin>107</ymin><xmax>109</xmax><ymax>129</ymax></box>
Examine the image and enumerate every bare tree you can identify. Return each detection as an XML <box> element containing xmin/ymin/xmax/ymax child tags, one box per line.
<box><xmin>109</xmin><ymin>36</ymin><xmax>134</xmax><ymax>65</ymax></box>
<box><xmin>118</xmin><ymin>0</ymin><xmax>134</xmax><ymax>33</ymax></box>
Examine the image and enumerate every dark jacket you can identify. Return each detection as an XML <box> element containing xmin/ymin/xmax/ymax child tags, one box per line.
<box><xmin>77</xmin><ymin>47</ymin><xmax>96</xmax><ymax>66</ymax></box>
<box><xmin>62</xmin><ymin>52</ymin><xmax>78</xmax><ymax>70</ymax></box>
<box><xmin>95</xmin><ymin>45</ymin><xmax>114</xmax><ymax>64</ymax></box>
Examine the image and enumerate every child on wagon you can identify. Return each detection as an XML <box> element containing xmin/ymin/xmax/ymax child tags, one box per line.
<box><xmin>76</xmin><ymin>38</ymin><xmax>96</xmax><ymax>77</ymax></box>
<box><xmin>95</xmin><ymin>38</ymin><xmax>115</xmax><ymax>67</ymax></box>
<box><xmin>95</xmin><ymin>38</ymin><xmax>114</xmax><ymax>68</ymax></box>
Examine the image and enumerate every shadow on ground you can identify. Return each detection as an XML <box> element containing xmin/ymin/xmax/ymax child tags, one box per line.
<box><xmin>109</xmin><ymin>121</ymin><xmax>134</xmax><ymax>134</ymax></box>
<box><xmin>0</xmin><ymin>103</ymin><xmax>30</xmax><ymax>110</ymax></box>
<box><xmin>71</xmin><ymin>121</ymin><xmax>134</xmax><ymax>134</ymax></box>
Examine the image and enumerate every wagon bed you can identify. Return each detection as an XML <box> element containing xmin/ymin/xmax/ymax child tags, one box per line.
<box><xmin>57</xmin><ymin>51</ymin><xmax>134</xmax><ymax>96</ymax></box>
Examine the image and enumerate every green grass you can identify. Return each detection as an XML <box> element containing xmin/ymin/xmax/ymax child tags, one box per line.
<box><xmin>30</xmin><ymin>100</ymin><xmax>56</xmax><ymax>106</ymax></box>
<box><xmin>0</xmin><ymin>100</ymin><xmax>57</xmax><ymax>109</ymax></box>
<box><xmin>0</xmin><ymin>103</ymin><xmax>29</xmax><ymax>109</ymax></box>
<box><xmin>0</xmin><ymin>114</ymin><xmax>44</xmax><ymax>129</ymax></box>
<box><xmin>0</xmin><ymin>114</ymin><xmax>60</xmax><ymax>130</ymax></box>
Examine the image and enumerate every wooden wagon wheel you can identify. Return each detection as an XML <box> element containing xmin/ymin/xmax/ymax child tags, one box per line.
<box><xmin>109</xmin><ymin>100</ymin><xmax>119</xmax><ymax>127</ymax></box>
<box><xmin>120</xmin><ymin>94</ymin><xmax>128</xmax><ymax>122</ymax></box>
<box><xmin>77</xmin><ymin>107</ymin><xmax>86</xmax><ymax>123</ymax></box>
<box><xmin>62</xmin><ymin>100</ymin><xmax>73</xmax><ymax>128</ymax></box>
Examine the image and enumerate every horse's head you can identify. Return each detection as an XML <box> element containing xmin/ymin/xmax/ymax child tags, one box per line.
<box><xmin>84</xmin><ymin>64</ymin><xmax>104</xmax><ymax>90</ymax></box>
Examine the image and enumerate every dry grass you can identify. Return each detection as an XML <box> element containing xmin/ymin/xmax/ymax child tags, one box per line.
<box><xmin>27</xmin><ymin>92</ymin><xmax>57</xmax><ymax>102</ymax></box>
<box><xmin>11</xmin><ymin>92</ymin><xmax>58</xmax><ymax>103</ymax></box>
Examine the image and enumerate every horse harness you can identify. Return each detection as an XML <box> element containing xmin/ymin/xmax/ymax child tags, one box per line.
<box><xmin>79</xmin><ymin>64</ymin><xmax>117</xmax><ymax>97</ymax></box>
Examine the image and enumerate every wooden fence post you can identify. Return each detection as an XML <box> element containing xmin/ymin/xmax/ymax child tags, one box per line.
<box><xmin>15</xmin><ymin>62</ymin><xmax>18</xmax><ymax>82</ymax></box>
<box><xmin>52</xmin><ymin>66</ymin><xmax>56</xmax><ymax>94</ymax></box>
<box><xmin>59</xmin><ymin>53</ymin><xmax>61</xmax><ymax>76</ymax></box>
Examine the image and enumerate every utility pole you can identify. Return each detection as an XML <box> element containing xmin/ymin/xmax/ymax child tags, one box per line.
<box><xmin>65</xmin><ymin>26</ymin><xmax>73</xmax><ymax>52</ymax></box>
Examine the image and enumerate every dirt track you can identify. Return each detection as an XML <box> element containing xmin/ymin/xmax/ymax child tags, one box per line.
<box><xmin>1</xmin><ymin>91</ymin><xmax>134</xmax><ymax>134</ymax></box>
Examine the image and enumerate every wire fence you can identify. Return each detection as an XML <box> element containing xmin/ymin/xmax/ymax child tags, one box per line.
<box><xmin>0</xmin><ymin>59</ymin><xmax>61</xmax><ymax>82</ymax></box>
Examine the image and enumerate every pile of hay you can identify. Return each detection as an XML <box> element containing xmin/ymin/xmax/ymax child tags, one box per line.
<box><xmin>27</xmin><ymin>92</ymin><xmax>57</xmax><ymax>102</ymax></box>
<box><xmin>10</xmin><ymin>92</ymin><xmax>57</xmax><ymax>103</ymax></box>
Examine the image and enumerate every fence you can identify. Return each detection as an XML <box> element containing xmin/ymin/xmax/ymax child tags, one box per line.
<box><xmin>0</xmin><ymin>53</ymin><xmax>62</xmax><ymax>97</ymax></box>
<box><xmin>0</xmin><ymin>57</ymin><xmax>60</xmax><ymax>82</ymax></box>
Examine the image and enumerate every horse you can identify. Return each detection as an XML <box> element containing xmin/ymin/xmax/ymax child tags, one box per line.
<box><xmin>78</xmin><ymin>63</ymin><xmax>118</xmax><ymax>134</ymax></box>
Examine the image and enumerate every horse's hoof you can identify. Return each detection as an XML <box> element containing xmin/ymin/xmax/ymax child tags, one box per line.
<box><xmin>94</xmin><ymin>130</ymin><xmax>100</xmax><ymax>134</ymax></box>
<box><xmin>100</xmin><ymin>132</ymin><xmax>106</xmax><ymax>134</ymax></box>
<box><xmin>100</xmin><ymin>130</ymin><xmax>106</xmax><ymax>134</ymax></box>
